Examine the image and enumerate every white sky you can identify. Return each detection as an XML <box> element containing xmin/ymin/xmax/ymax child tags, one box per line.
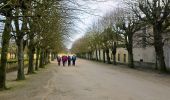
<box><xmin>67</xmin><ymin>0</ymin><xmax>122</xmax><ymax>49</ymax></box>
<box><xmin>0</xmin><ymin>0</ymin><xmax>122</xmax><ymax>49</ymax></box>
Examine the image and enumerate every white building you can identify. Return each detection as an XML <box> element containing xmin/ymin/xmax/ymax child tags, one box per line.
<box><xmin>133</xmin><ymin>26</ymin><xmax>170</xmax><ymax>69</ymax></box>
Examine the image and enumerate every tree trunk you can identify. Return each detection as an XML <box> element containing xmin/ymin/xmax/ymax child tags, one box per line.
<box><xmin>27</xmin><ymin>47</ymin><xmax>35</xmax><ymax>74</ymax></box>
<box><xmin>106</xmin><ymin>49</ymin><xmax>111</xmax><ymax>64</ymax></box>
<box><xmin>89</xmin><ymin>51</ymin><xmax>92</xmax><ymax>60</ymax></box>
<box><xmin>39</xmin><ymin>49</ymin><xmax>45</xmax><ymax>68</ymax></box>
<box><xmin>55</xmin><ymin>53</ymin><xmax>57</xmax><ymax>59</ymax></box>
<box><xmin>15</xmin><ymin>7</ymin><xmax>27</xmax><ymax>80</ymax></box>
<box><xmin>103</xmin><ymin>49</ymin><xmax>106</xmax><ymax>63</ymax></box>
<box><xmin>126</xmin><ymin>34</ymin><xmax>134</xmax><ymax>68</ymax></box>
<box><xmin>17</xmin><ymin>39</ymin><xmax>25</xmax><ymax>80</ymax></box>
<box><xmin>88</xmin><ymin>52</ymin><xmax>90</xmax><ymax>60</ymax></box>
<box><xmin>87</xmin><ymin>53</ymin><xmax>89</xmax><ymax>59</ymax></box>
<box><xmin>51</xmin><ymin>52</ymin><xmax>54</xmax><ymax>61</ymax></box>
<box><xmin>96</xmin><ymin>49</ymin><xmax>98</xmax><ymax>61</ymax></box>
<box><xmin>128</xmin><ymin>44</ymin><xmax>134</xmax><ymax>68</ymax></box>
<box><xmin>113</xmin><ymin>54</ymin><xmax>116</xmax><ymax>65</ymax></box>
<box><xmin>91</xmin><ymin>52</ymin><xmax>93</xmax><ymax>60</ymax></box>
<box><xmin>35</xmin><ymin>48</ymin><xmax>40</xmax><ymax>71</ymax></box>
<box><xmin>0</xmin><ymin>16</ymin><xmax>12</xmax><ymax>90</ymax></box>
<box><xmin>43</xmin><ymin>51</ymin><xmax>46</xmax><ymax>65</ymax></box>
<box><xmin>153</xmin><ymin>25</ymin><xmax>166</xmax><ymax>72</ymax></box>
<box><xmin>128</xmin><ymin>48</ymin><xmax>134</xmax><ymax>68</ymax></box>
<box><xmin>155</xmin><ymin>55</ymin><xmax>158</xmax><ymax>70</ymax></box>
<box><xmin>90</xmin><ymin>52</ymin><xmax>91</xmax><ymax>60</ymax></box>
<box><xmin>112</xmin><ymin>42</ymin><xmax>117</xmax><ymax>65</ymax></box>
<box><xmin>47</xmin><ymin>51</ymin><xmax>50</xmax><ymax>63</ymax></box>
<box><xmin>99</xmin><ymin>49</ymin><xmax>101</xmax><ymax>61</ymax></box>
<box><xmin>45</xmin><ymin>50</ymin><xmax>48</xmax><ymax>64</ymax></box>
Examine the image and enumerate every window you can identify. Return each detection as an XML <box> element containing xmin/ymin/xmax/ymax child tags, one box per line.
<box><xmin>140</xmin><ymin>59</ymin><xmax>143</xmax><ymax>62</ymax></box>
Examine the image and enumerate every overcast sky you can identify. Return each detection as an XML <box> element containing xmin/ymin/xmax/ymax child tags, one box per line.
<box><xmin>0</xmin><ymin>0</ymin><xmax>122</xmax><ymax>49</ymax></box>
<box><xmin>67</xmin><ymin>0</ymin><xmax>122</xmax><ymax>49</ymax></box>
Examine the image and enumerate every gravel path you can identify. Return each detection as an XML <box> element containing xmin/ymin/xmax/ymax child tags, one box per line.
<box><xmin>1</xmin><ymin>59</ymin><xmax>170</xmax><ymax>100</ymax></box>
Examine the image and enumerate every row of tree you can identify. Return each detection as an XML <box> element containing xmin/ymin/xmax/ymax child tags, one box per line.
<box><xmin>0</xmin><ymin>0</ymin><xmax>77</xmax><ymax>90</ymax></box>
<box><xmin>71</xmin><ymin>0</ymin><xmax>170</xmax><ymax>72</ymax></box>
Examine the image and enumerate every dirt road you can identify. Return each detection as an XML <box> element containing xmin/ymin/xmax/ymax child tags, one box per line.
<box><xmin>1</xmin><ymin>59</ymin><xmax>170</xmax><ymax>100</ymax></box>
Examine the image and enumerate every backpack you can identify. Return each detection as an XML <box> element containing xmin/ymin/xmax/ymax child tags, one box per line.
<box><xmin>72</xmin><ymin>56</ymin><xmax>76</xmax><ymax>60</ymax></box>
<box><xmin>68</xmin><ymin>56</ymin><xmax>71</xmax><ymax>61</ymax></box>
<box><xmin>57</xmin><ymin>56</ymin><xmax>61</xmax><ymax>61</ymax></box>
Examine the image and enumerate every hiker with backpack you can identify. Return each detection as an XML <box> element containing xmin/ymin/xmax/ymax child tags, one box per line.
<box><xmin>72</xmin><ymin>55</ymin><xmax>77</xmax><ymax>66</ymax></box>
<box><xmin>68</xmin><ymin>55</ymin><xmax>71</xmax><ymax>66</ymax></box>
<box><xmin>57</xmin><ymin>56</ymin><xmax>61</xmax><ymax>66</ymax></box>
<box><xmin>62</xmin><ymin>55</ymin><xmax>68</xmax><ymax>66</ymax></box>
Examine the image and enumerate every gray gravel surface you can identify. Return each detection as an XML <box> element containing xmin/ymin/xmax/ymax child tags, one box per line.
<box><xmin>1</xmin><ymin>59</ymin><xmax>170</xmax><ymax>100</ymax></box>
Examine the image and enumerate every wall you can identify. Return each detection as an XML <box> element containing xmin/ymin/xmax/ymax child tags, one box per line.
<box><xmin>90</xmin><ymin>48</ymin><xmax>128</xmax><ymax>64</ymax></box>
<box><xmin>80</xmin><ymin>45</ymin><xmax>170</xmax><ymax>70</ymax></box>
<box><xmin>133</xmin><ymin>47</ymin><xmax>156</xmax><ymax>63</ymax></box>
<box><xmin>133</xmin><ymin>45</ymin><xmax>170</xmax><ymax>69</ymax></box>
<box><xmin>164</xmin><ymin>42</ymin><xmax>170</xmax><ymax>69</ymax></box>
<box><xmin>116</xmin><ymin>48</ymin><xmax>128</xmax><ymax>64</ymax></box>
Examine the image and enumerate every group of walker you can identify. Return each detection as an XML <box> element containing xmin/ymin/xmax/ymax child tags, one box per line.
<box><xmin>57</xmin><ymin>55</ymin><xmax>77</xmax><ymax>66</ymax></box>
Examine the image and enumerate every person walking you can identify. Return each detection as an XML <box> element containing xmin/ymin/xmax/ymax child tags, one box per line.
<box><xmin>62</xmin><ymin>55</ymin><xmax>68</xmax><ymax>66</ymax></box>
<box><xmin>68</xmin><ymin>55</ymin><xmax>71</xmax><ymax>66</ymax></box>
<box><xmin>57</xmin><ymin>56</ymin><xmax>61</xmax><ymax>66</ymax></box>
<box><xmin>72</xmin><ymin>55</ymin><xmax>77</xmax><ymax>66</ymax></box>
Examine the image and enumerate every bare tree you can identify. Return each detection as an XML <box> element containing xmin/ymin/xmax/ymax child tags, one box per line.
<box><xmin>114</xmin><ymin>8</ymin><xmax>143</xmax><ymax>68</ymax></box>
<box><xmin>0</xmin><ymin>1</ymin><xmax>12</xmax><ymax>90</ymax></box>
<box><xmin>129</xmin><ymin>0</ymin><xmax>170</xmax><ymax>72</ymax></box>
